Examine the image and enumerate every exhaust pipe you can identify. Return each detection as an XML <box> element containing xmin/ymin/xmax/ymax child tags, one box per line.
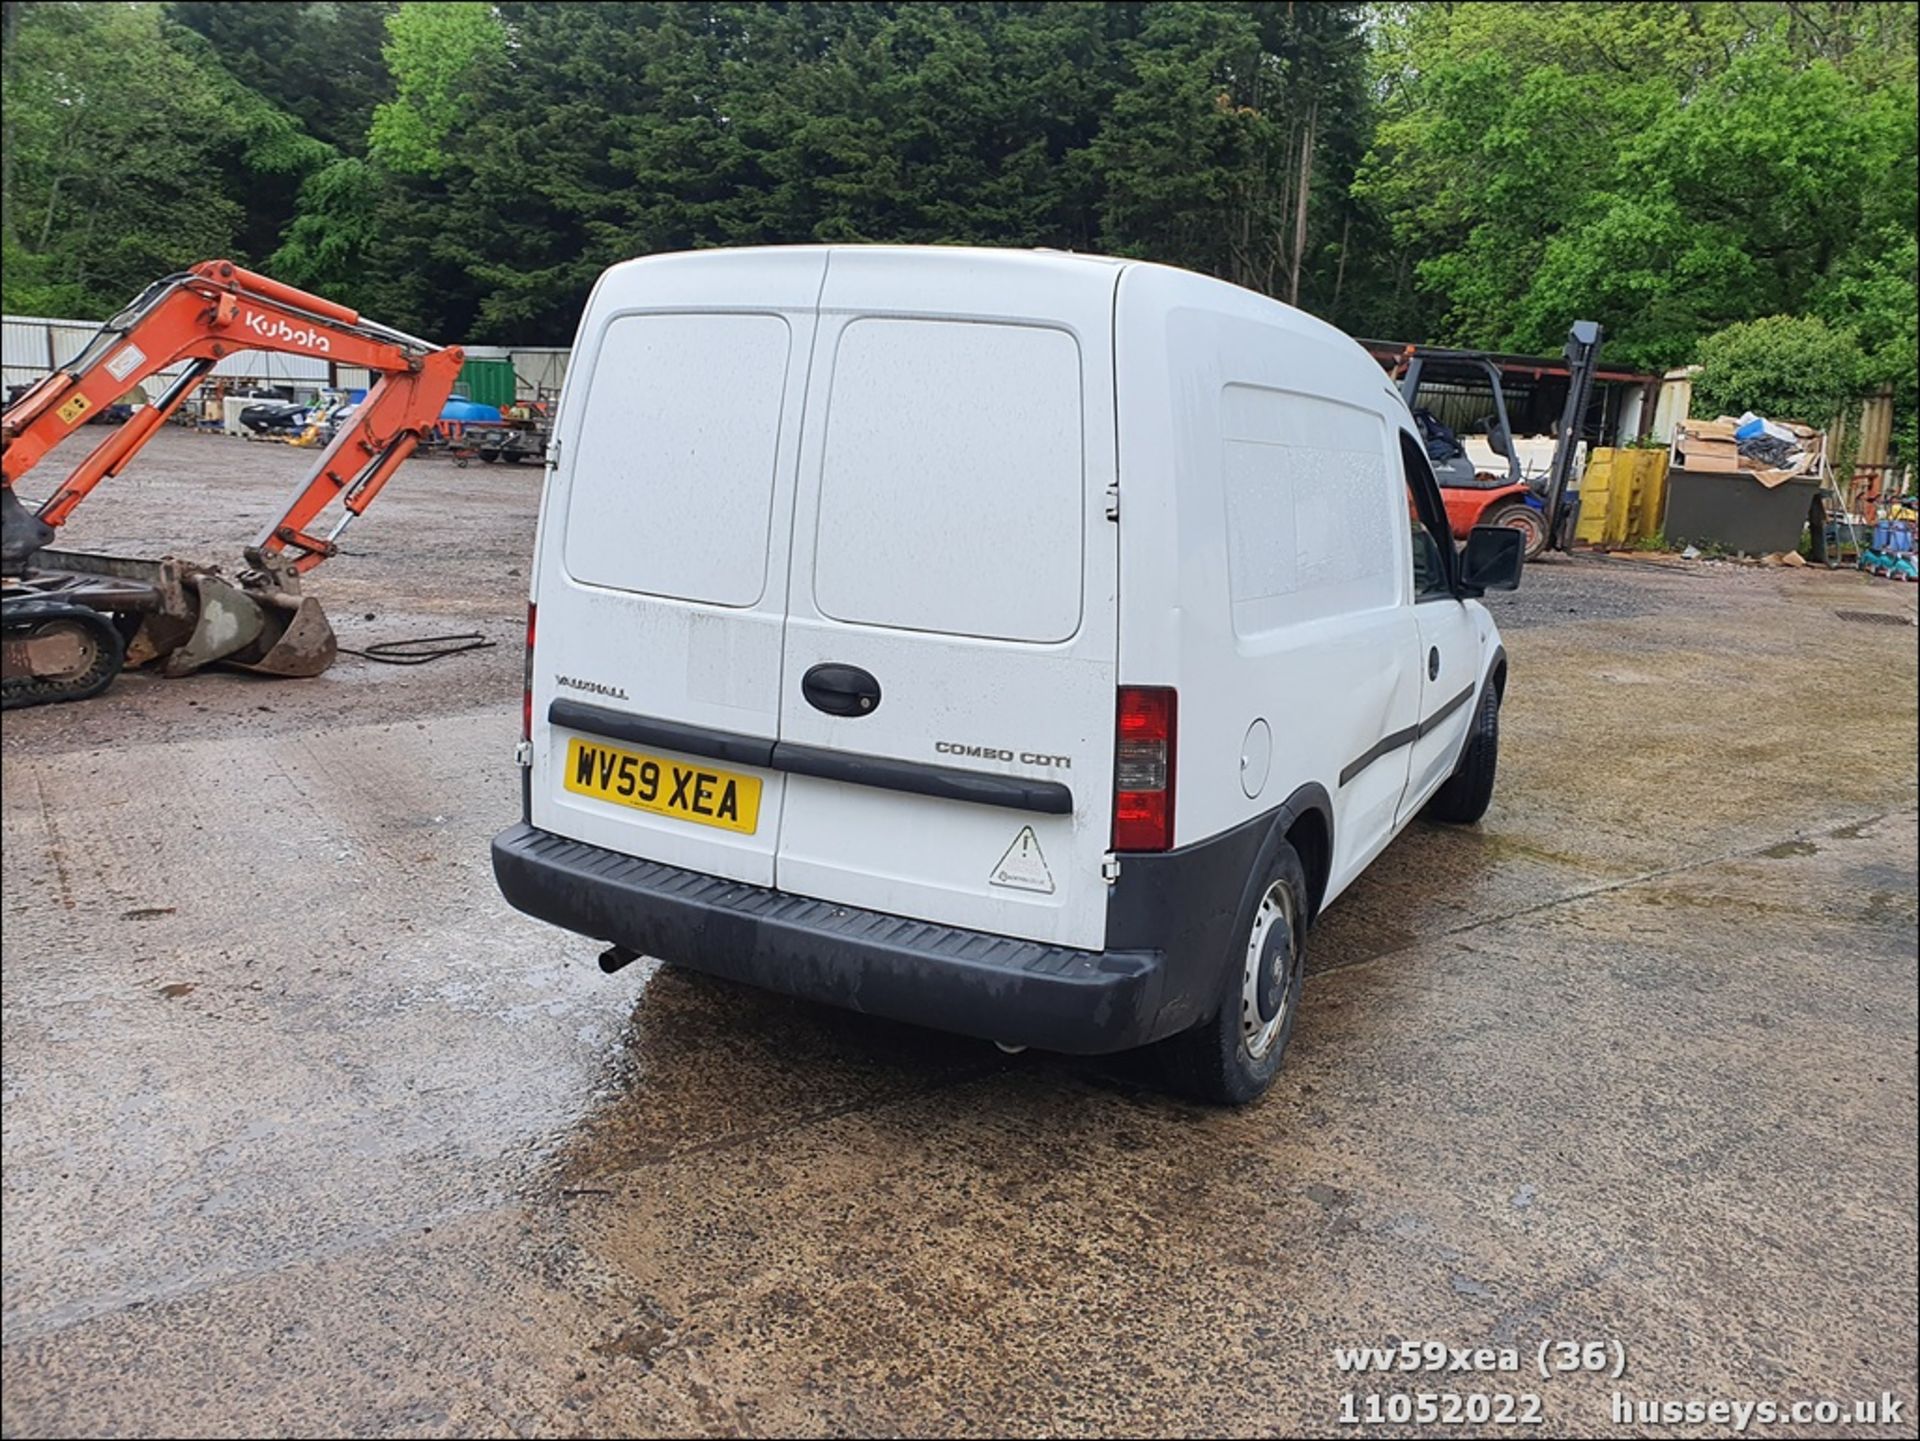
<box><xmin>598</xmin><ymin>944</ymin><xmax>642</xmax><ymax>975</ymax></box>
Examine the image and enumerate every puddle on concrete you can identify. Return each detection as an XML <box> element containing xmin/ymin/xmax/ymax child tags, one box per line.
<box><xmin>1827</xmin><ymin>816</ymin><xmax>1884</xmax><ymax>841</ymax></box>
<box><xmin>593</xmin><ymin>1316</ymin><xmax>673</xmax><ymax>1366</ymax></box>
<box><xmin>1451</xmin><ymin>828</ymin><xmax>1621</xmax><ymax>876</ymax></box>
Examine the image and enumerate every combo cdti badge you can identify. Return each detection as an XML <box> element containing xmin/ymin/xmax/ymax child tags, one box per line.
<box><xmin>491</xmin><ymin>245</ymin><xmax>1525</xmax><ymax>1104</ymax></box>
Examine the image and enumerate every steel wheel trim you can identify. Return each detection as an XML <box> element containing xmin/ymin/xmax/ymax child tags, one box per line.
<box><xmin>1239</xmin><ymin>881</ymin><xmax>1300</xmax><ymax>1060</ymax></box>
<box><xmin>1503</xmin><ymin>507</ymin><xmax>1546</xmax><ymax>546</ymax></box>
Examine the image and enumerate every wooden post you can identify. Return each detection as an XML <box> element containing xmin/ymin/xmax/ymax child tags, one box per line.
<box><xmin>1288</xmin><ymin>101</ymin><xmax>1317</xmax><ymax>308</ymax></box>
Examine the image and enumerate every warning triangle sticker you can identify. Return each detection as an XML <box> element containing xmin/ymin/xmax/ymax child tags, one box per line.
<box><xmin>990</xmin><ymin>826</ymin><xmax>1055</xmax><ymax>894</ymax></box>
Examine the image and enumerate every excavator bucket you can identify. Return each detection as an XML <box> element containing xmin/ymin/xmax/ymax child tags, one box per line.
<box><xmin>221</xmin><ymin>588</ymin><xmax>337</xmax><ymax>678</ymax></box>
<box><xmin>158</xmin><ymin>572</ymin><xmax>265</xmax><ymax>677</ymax></box>
<box><xmin>27</xmin><ymin>549</ymin><xmax>338</xmax><ymax>681</ymax></box>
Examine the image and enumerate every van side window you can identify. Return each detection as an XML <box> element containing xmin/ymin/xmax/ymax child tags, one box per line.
<box><xmin>1219</xmin><ymin>385</ymin><xmax>1396</xmax><ymax>636</ymax></box>
<box><xmin>1398</xmin><ymin>431</ymin><xmax>1455</xmax><ymax>601</ymax></box>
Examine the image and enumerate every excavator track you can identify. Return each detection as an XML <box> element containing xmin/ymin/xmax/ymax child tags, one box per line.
<box><xmin>1</xmin><ymin>597</ymin><xmax>126</xmax><ymax>709</ymax></box>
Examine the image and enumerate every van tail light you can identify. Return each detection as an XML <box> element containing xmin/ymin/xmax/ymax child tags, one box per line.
<box><xmin>1113</xmin><ymin>686</ymin><xmax>1176</xmax><ymax>852</ymax></box>
<box><xmin>521</xmin><ymin>602</ymin><xmax>536</xmax><ymax>742</ymax></box>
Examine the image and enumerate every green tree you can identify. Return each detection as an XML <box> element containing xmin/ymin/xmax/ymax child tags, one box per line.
<box><xmin>270</xmin><ymin>0</ymin><xmax>507</xmax><ymax>329</ymax></box>
<box><xmin>1692</xmin><ymin>314</ymin><xmax>1866</xmax><ymax>428</ymax></box>
<box><xmin>324</xmin><ymin>2</ymin><xmax>1376</xmax><ymax>342</ymax></box>
<box><xmin>1</xmin><ymin>2</ymin><xmax>322</xmax><ymax>314</ymax></box>
<box><xmin>2</xmin><ymin>1</ymin><xmax>340</xmax><ymax>316</ymax></box>
<box><xmin>1091</xmin><ymin>2</ymin><xmax>1368</xmax><ymax>309</ymax></box>
<box><xmin>368</xmin><ymin>0</ymin><xmax>505</xmax><ymax>175</ymax></box>
<box><xmin>1357</xmin><ymin>2</ymin><xmax>1917</xmax><ymax>403</ymax></box>
<box><xmin>21</xmin><ymin>0</ymin><xmax>1906</xmax><ymax>470</ymax></box>
<box><xmin>1814</xmin><ymin>228</ymin><xmax>1919</xmax><ymax>463</ymax></box>
<box><xmin>170</xmin><ymin>1</ymin><xmax>395</xmax><ymax>154</ymax></box>
<box><xmin>268</xmin><ymin>156</ymin><xmax>386</xmax><ymax>304</ymax></box>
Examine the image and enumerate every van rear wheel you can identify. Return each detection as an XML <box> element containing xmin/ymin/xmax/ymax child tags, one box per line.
<box><xmin>1158</xmin><ymin>842</ymin><xmax>1309</xmax><ymax>1106</ymax></box>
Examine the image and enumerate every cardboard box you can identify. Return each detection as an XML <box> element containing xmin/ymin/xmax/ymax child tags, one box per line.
<box><xmin>1680</xmin><ymin>438</ymin><xmax>1741</xmax><ymax>466</ymax></box>
<box><xmin>1750</xmin><ymin>450</ymin><xmax>1816</xmax><ymax>489</ymax></box>
<box><xmin>1684</xmin><ymin>417</ymin><xmax>1740</xmax><ymax>441</ymax></box>
<box><xmin>1680</xmin><ymin>450</ymin><xmax>1744</xmax><ymax>474</ymax></box>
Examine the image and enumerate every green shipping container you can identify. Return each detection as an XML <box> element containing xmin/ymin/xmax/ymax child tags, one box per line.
<box><xmin>457</xmin><ymin>358</ymin><xmax>517</xmax><ymax>409</ymax></box>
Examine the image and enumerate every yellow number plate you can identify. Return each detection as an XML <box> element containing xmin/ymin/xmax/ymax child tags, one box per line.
<box><xmin>564</xmin><ymin>738</ymin><xmax>762</xmax><ymax>834</ymax></box>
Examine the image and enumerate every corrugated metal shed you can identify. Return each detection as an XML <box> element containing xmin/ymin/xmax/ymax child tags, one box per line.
<box><xmin>4</xmin><ymin>313</ymin><xmax>332</xmax><ymax>395</ymax></box>
<box><xmin>465</xmin><ymin>345</ymin><xmax>570</xmax><ymax>400</ymax></box>
<box><xmin>5</xmin><ymin>316</ymin><xmax>570</xmax><ymax>405</ymax></box>
<box><xmin>457</xmin><ymin>357</ymin><xmax>518</xmax><ymax>408</ymax></box>
<box><xmin>508</xmin><ymin>347</ymin><xmax>569</xmax><ymax>398</ymax></box>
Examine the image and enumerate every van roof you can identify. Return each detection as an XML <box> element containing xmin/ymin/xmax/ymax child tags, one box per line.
<box><xmin>609</xmin><ymin>242</ymin><xmax>1130</xmax><ymax>269</ymax></box>
<box><xmin>593</xmin><ymin>245</ymin><xmax>1392</xmax><ymax>400</ymax></box>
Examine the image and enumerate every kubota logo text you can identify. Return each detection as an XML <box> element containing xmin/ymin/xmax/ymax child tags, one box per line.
<box><xmin>242</xmin><ymin>310</ymin><xmax>330</xmax><ymax>353</ymax></box>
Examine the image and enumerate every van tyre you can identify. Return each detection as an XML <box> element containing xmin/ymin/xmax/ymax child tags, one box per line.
<box><xmin>1159</xmin><ymin>842</ymin><xmax>1310</xmax><ymax>1106</ymax></box>
<box><xmin>1424</xmin><ymin>680</ymin><xmax>1499</xmax><ymax>824</ymax></box>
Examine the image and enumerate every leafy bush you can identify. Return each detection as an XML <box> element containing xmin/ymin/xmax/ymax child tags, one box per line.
<box><xmin>1691</xmin><ymin>314</ymin><xmax>1866</xmax><ymax>429</ymax></box>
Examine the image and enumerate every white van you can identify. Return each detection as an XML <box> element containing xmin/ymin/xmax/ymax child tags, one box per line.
<box><xmin>492</xmin><ymin>246</ymin><xmax>1523</xmax><ymax>1104</ymax></box>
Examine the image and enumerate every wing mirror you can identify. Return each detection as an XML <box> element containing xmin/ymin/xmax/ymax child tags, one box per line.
<box><xmin>1458</xmin><ymin>524</ymin><xmax>1525</xmax><ymax>595</ymax></box>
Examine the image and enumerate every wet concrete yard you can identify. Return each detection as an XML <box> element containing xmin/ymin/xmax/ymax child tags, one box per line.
<box><xmin>3</xmin><ymin>430</ymin><xmax>1916</xmax><ymax>1436</ymax></box>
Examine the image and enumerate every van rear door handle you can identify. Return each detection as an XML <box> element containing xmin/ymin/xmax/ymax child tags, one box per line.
<box><xmin>802</xmin><ymin>663</ymin><xmax>882</xmax><ymax>717</ymax></box>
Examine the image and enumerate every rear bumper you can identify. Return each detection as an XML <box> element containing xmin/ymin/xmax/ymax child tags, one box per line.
<box><xmin>490</xmin><ymin>822</ymin><xmax>1171</xmax><ymax>1054</ymax></box>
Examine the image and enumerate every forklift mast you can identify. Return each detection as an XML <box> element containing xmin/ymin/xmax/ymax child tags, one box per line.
<box><xmin>1540</xmin><ymin>320</ymin><xmax>1605</xmax><ymax>551</ymax></box>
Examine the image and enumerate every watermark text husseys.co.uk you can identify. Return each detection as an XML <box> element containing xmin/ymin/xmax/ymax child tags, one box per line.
<box><xmin>1612</xmin><ymin>1391</ymin><xmax>1905</xmax><ymax>1432</ymax></box>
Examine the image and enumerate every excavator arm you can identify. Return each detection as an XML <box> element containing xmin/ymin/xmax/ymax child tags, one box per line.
<box><xmin>1</xmin><ymin>261</ymin><xmax>466</xmax><ymax>708</ymax></box>
<box><xmin>3</xmin><ymin>259</ymin><xmax>465</xmax><ymax>573</ymax></box>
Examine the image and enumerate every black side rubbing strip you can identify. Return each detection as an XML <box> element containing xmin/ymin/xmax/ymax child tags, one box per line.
<box><xmin>1338</xmin><ymin>684</ymin><xmax>1477</xmax><ymax>788</ymax></box>
<box><xmin>773</xmin><ymin>742</ymin><xmax>1073</xmax><ymax>815</ymax></box>
<box><xmin>1415</xmin><ymin>684</ymin><xmax>1475</xmax><ymax>739</ymax></box>
<box><xmin>1339</xmin><ymin>725</ymin><xmax>1418</xmax><ymax>788</ymax></box>
<box><xmin>549</xmin><ymin>698</ymin><xmax>775</xmax><ymax>769</ymax></box>
<box><xmin>549</xmin><ymin>699</ymin><xmax>1073</xmax><ymax>815</ymax></box>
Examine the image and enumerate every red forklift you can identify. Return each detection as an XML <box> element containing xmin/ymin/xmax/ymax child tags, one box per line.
<box><xmin>1383</xmin><ymin>320</ymin><xmax>1604</xmax><ymax>559</ymax></box>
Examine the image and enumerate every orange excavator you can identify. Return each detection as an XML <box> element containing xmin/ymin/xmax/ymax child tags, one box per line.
<box><xmin>1</xmin><ymin>260</ymin><xmax>464</xmax><ymax>708</ymax></box>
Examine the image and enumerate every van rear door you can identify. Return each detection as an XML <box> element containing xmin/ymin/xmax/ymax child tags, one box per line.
<box><xmin>530</xmin><ymin>251</ymin><xmax>826</xmax><ymax>887</ymax></box>
<box><xmin>772</xmin><ymin>252</ymin><xmax>1119</xmax><ymax>950</ymax></box>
